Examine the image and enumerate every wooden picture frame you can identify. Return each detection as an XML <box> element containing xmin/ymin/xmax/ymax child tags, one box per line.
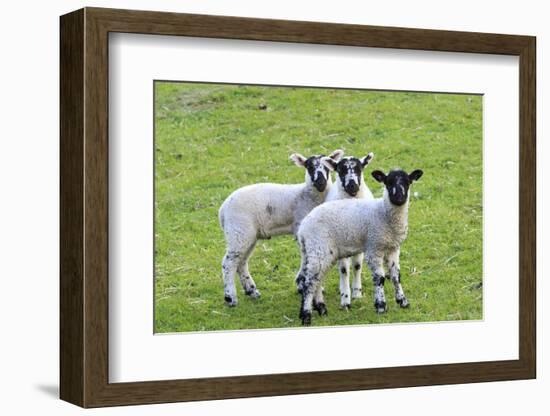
<box><xmin>60</xmin><ymin>7</ymin><xmax>536</xmax><ymax>408</ymax></box>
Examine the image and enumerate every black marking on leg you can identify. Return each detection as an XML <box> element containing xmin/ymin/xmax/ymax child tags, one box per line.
<box><xmin>224</xmin><ymin>295</ymin><xmax>232</xmax><ymax>303</ymax></box>
<box><xmin>313</xmin><ymin>301</ymin><xmax>328</xmax><ymax>316</ymax></box>
<box><xmin>299</xmin><ymin>290</ymin><xmax>307</xmax><ymax>316</ymax></box>
<box><xmin>244</xmin><ymin>284</ymin><xmax>257</xmax><ymax>296</ymax></box>
<box><xmin>300</xmin><ymin>238</ymin><xmax>309</xmax><ymax>275</ymax></box>
<box><xmin>295</xmin><ymin>273</ymin><xmax>306</xmax><ymax>294</ymax></box>
<box><xmin>299</xmin><ymin>283</ymin><xmax>315</xmax><ymax>325</ymax></box>
<box><xmin>340</xmin><ymin>266</ymin><xmax>347</xmax><ymax>274</ymax></box>
<box><xmin>225</xmin><ymin>251</ymin><xmax>241</xmax><ymax>261</ymax></box>
<box><xmin>354</xmin><ymin>263</ymin><xmax>361</xmax><ymax>271</ymax></box>
<box><xmin>373</xmin><ymin>274</ymin><xmax>385</xmax><ymax>287</ymax></box>
<box><xmin>299</xmin><ymin>297</ymin><xmax>312</xmax><ymax>325</ymax></box>
<box><xmin>397</xmin><ymin>271</ymin><xmax>401</xmax><ymax>283</ymax></box>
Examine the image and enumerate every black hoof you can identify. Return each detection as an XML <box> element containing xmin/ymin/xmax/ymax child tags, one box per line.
<box><xmin>299</xmin><ymin>307</ymin><xmax>312</xmax><ymax>325</ymax></box>
<box><xmin>224</xmin><ymin>295</ymin><xmax>237</xmax><ymax>306</ymax></box>
<box><xmin>313</xmin><ymin>301</ymin><xmax>328</xmax><ymax>316</ymax></box>
<box><xmin>245</xmin><ymin>288</ymin><xmax>261</xmax><ymax>298</ymax></box>
<box><xmin>396</xmin><ymin>297</ymin><xmax>410</xmax><ymax>308</ymax></box>
<box><xmin>374</xmin><ymin>300</ymin><xmax>387</xmax><ymax>314</ymax></box>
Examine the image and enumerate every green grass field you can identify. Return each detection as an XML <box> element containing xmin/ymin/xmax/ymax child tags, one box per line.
<box><xmin>154</xmin><ymin>81</ymin><xmax>483</xmax><ymax>333</ymax></box>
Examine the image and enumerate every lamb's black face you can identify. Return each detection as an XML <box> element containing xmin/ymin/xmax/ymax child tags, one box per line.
<box><xmin>336</xmin><ymin>157</ymin><xmax>364</xmax><ymax>197</ymax></box>
<box><xmin>372</xmin><ymin>169</ymin><xmax>424</xmax><ymax>206</ymax></box>
<box><xmin>385</xmin><ymin>171</ymin><xmax>411</xmax><ymax>206</ymax></box>
<box><xmin>291</xmin><ymin>149</ymin><xmax>344</xmax><ymax>192</ymax></box>
<box><xmin>305</xmin><ymin>156</ymin><xmax>330</xmax><ymax>192</ymax></box>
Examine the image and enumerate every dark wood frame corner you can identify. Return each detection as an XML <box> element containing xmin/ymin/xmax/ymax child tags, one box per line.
<box><xmin>60</xmin><ymin>7</ymin><xmax>536</xmax><ymax>408</ymax></box>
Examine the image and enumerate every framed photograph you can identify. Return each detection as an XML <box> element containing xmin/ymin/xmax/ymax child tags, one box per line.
<box><xmin>60</xmin><ymin>7</ymin><xmax>536</xmax><ymax>408</ymax></box>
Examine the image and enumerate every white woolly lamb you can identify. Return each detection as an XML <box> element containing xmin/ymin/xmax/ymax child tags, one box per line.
<box><xmin>219</xmin><ymin>149</ymin><xmax>344</xmax><ymax>306</ymax></box>
<box><xmin>295</xmin><ymin>168</ymin><xmax>424</xmax><ymax>325</ymax></box>
<box><xmin>321</xmin><ymin>152</ymin><xmax>374</xmax><ymax>309</ymax></box>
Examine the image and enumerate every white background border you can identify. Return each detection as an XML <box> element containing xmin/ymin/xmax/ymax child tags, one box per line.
<box><xmin>109</xmin><ymin>33</ymin><xmax>519</xmax><ymax>383</ymax></box>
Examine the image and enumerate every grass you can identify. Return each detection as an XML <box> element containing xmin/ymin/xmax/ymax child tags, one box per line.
<box><xmin>154</xmin><ymin>81</ymin><xmax>483</xmax><ymax>333</ymax></box>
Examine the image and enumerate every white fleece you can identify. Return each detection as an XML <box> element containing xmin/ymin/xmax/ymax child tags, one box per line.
<box><xmin>219</xmin><ymin>150</ymin><xmax>344</xmax><ymax>306</ymax></box>
<box><xmin>296</xmin><ymin>188</ymin><xmax>411</xmax><ymax>321</ymax></box>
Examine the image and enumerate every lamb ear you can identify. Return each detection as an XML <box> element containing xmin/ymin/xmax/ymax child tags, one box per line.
<box><xmin>328</xmin><ymin>149</ymin><xmax>344</xmax><ymax>162</ymax></box>
<box><xmin>371</xmin><ymin>170</ymin><xmax>386</xmax><ymax>183</ymax></box>
<box><xmin>360</xmin><ymin>152</ymin><xmax>374</xmax><ymax>167</ymax></box>
<box><xmin>290</xmin><ymin>153</ymin><xmax>307</xmax><ymax>167</ymax></box>
<box><xmin>409</xmin><ymin>169</ymin><xmax>424</xmax><ymax>182</ymax></box>
<box><xmin>321</xmin><ymin>156</ymin><xmax>338</xmax><ymax>171</ymax></box>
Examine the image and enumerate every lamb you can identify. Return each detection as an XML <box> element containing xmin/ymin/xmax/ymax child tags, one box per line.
<box><xmin>321</xmin><ymin>152</ymin><xmax>374</xmax><ymax>309</ymax></box>
<box><xmin>219</xmin><ymin>149</ymin><xmax>344</xmax><ymax>306</ymax></box>
<box><xmin>295</xmin><ymin>168</ymin><xmax>424</xmax><ymax>325</ymax></box>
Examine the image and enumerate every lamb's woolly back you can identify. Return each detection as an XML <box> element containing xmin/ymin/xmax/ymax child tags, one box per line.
<box><xmin>219</xmin><ymin>181</ymin><xmax>328</xmax><ymax>238</ymax></box>
<box><xmin>298</xmin><ymin>193</ymin><xmax>407</xmax><ymax>260</ymax></box>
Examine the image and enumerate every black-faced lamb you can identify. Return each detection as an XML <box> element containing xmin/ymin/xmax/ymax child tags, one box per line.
<box><xmin>219</xmin><ymin>149</ymin><xmax>344</xmax><ymax>306</ymax></box>
<box><xmin>295</xmin><ymin>168</ymin><xmax>424</xmax><ymax>325</ymax></box>
<box><xmin>320</xmin><ymin>153</ymin><xmax>374</xmax><ymax>309</ymax></box>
